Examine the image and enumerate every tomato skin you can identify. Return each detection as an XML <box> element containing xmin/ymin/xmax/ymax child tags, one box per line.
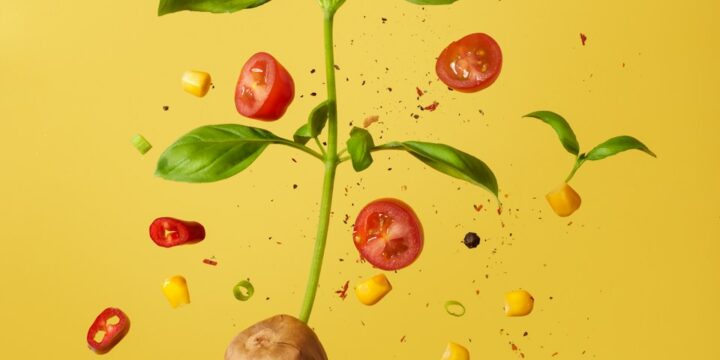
<box><xmin>436</xmin><ymin>33</ymin><xmax>502</xmax><ymax>93</ymax></box>
<box><xmin>235</xmin><ymin>52</ymin><xmax>295</xmax><ymax>121</ymax></box>
<box><xmin>353</xmin><ymin>198</ymin><xmax>424</xmax><ymax>271</ymax></box>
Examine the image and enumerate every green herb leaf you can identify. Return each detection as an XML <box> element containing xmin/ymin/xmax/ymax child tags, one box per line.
<box><xmin>346</xmin><ymin>127</ymin><xmax>375</xmax><ymax>172</ymax></box>
<box><xmin>383</xmin><ymin>141</ymin><xmax>498</xmax><ymax>198</ymax></box>
<box><xmin>524</xmin><ymin>111</ymin><xmax>580</xmax><ymax>156</ymax></box>
<box><xmin>158</xmin><ymin>0</ymin><xmax>271</xmax><ymax>16</ymax></box>
<box><xmin>405</xmin><ymin>0</ymin><xmax>458</xmax><ymax>5</ymax></box>
<box><xmin>585</xmin><ymin>135</ymin><xmax>656</xmax><ymax>161</ymax></box>
<box><xmin>293</xmin><ymin>124</ymin><xmax>312</xmax><ymax>145</ymax></box>
<box><xmin>156</xmin><ymin>124</ymin><xmax>282</xmax><ymax>182</ymax></box>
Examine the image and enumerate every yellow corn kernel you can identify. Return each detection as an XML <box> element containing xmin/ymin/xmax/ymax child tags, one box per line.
<box><xmin>504</xmin><ymin>289</ymin><xmax>534</xmax><ymax>317</ymax></box>
<box><xmin>162</xmin><ymin>275</ymin><xmax>190</xmax><ymax>308</ymax></box>
<box><xmin>546</xmin><ymin>183</ymin><xmax>582</xmax><ymax>217</ymax></box>
<box><xmin>355</xmin><ymin>273</ymin><xmax>392</xmax><ymax>305</ymax></box>
<box><xmin>441</xmin><ymin>342</ymin><xmax>470</xmax><ymax>360</ymax></box>
<box><xmin>181</xmin><ymin>70</ymin><xmax>212</xmax><ymax>97</ymax></box>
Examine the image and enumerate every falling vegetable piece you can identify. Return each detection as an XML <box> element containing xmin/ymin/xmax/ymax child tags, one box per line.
<box><xmin>86</xmin><ymin>307</ymin><xmax>130</xmax><ymax>354</ymax></box>
<box><xmin>233</xmin><ymin>280</ymin><xmax>255</xmax><ymax>301</ymax></box>
<box><xmin>355</xmin><ymin>273</ymin><xmax>392</xmax><ymax>305</ymax></box>
<box><xmin>149</xmin><ymin>217</ymin><xmax>205</xmax><ymax>248</ymax></box>
<box><xmin>225</xmin><ymin>314</ymin><xmax>328</xmax><ymax>360</ymax></box>
<box><xmin>203</xmin><ymin>258</ymin><xmax>218</xmax><ymax>266</ymax></box>
<box><xmin>504</xmin><ymin>290</ymin><xmax>534</xmax><ymax>317</ymax></box>
<box><xmin>181</xmin><ymin>70</ymin><xmax>212</xmax><ymax>97</ymax></box>
<box><xmin>162</xmin><ymin>275</ymin><xmax>190</xmax><ymax>308</ymax></box>
<box><xmin>441</xmin><ymin>342</ymin><xmax>470</xmax><ymax>360</ymax></box>
<box><xmin>444</xmin><ymin>300</ymin><xmax>466</xmax><ymax>317</ymax></box>
<box><xmin>131</xmin><ymin>134</ymin><xmax>152</xmax><ymax>154</ymax></box>
<box><xmin>546</xmin><ymin>183</ymin><xmax>582</xmax><ymax>217</ymax></box>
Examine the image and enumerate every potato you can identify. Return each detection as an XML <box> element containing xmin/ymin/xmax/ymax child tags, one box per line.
<box><xmin>225</xmin><ymin>314</ymin><xmax>328</xmax><ymax>360</ymax></box>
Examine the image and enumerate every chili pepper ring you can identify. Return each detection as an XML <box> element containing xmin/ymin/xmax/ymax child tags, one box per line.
<box><xmin>233</xmin><ymin>280</ymin><xmax>255</xmax><ymax>301</ymax></box>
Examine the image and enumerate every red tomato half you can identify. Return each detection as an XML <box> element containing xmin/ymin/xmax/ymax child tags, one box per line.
<box><xmin>353</xmin><ymin>198</ymin><xmax>424</xmax><ymax>270</ymax></box>
<box><xmin>436</xmin><ymin>33</ymin><xmax>502</xmax><ymax>92</ymax></box>
<box><xmin>235</xmin><ymin>52</ymin><xmax>295</xmax><ymax>121</ymax></box>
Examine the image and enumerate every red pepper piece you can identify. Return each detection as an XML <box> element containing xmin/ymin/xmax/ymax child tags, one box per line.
<box><xmin>149</xmin><ymin>217</ymin><xmax>205</xmax><ymax>248</ymax></box>
<box><xmin>86</xmin><ymin>307</ymin><xmax>130</xmax><ymax>354</ymax></box>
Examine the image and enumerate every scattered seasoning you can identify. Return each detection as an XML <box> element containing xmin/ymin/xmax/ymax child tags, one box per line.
<box><xmin>497</xmin><ymin>207</ymin><xmax>503</xmax><ymax>215</ymax></box>
<box><xmin>162</xmin><ymin>105</ymin><xmax>169</xmax><ymax>111</ymax></box>
<box><xmin>400</xmin><ymin>335</ymin><xmax>406</xmax><ymax>343</ymax></box>
<box><xmin>387</xmin><ymin>87</ymin><xmax>393</xmax><ymax>92</ymax></box>
<box><xmin>202</xmin><ymin>258</ymin><xmax>218</xmax><ymax>266</ymax></box>
<box><xmin>523</xmin><ymin>331</ymin><xmax>528</xmax><ymax>337</ymax></box>
<box><xmin>334</xmin><ymin>64</ymin><xmax>340</xmax><ymax>70</ymax></box>
<box><xmin>335</xmin><ymin>280</ymin><xmax>349</xmax><ymax>300</ymax></box>
<box><xmin>511</xmin><ymin>343</ymin><xmax>518</xmax><ymax>351</ymax></box>
<box><xmin>293</xmin><ymin>184</ymin><xmax>298</xmax><ymax>189</ymax></box>
<box><xmin>444</xmin><ymin>300</ymin><xmax>466</xmax><ymax>317</ymax></box>
<box><xmin>343</xmin><ymin>214</ymin><xmax>350</xmax><ymax>224</ymax></box>
<box><xmin>381</xmin><ymin>17</ymin><xmax>388</xmax><ymax>24</ymax></box>
<box><xmin>567</xmin><ymin>221</ymin><xmax>573</xmax><ymax>226</ymax></box>
<box><xmin>310</xmin><ymin>68</ymin><xmax>316</xmax><ymax>74</ymax></box>
<box><xmin>310</xmin><ymin>92</ymin><xmax>317</xmax><ymax>96</ymax></box>
<box><xmin>551</xmin><ymin>352</ymin><xmax>559</xmax><ymax>357</ymax></box>
<box><xmin>580</xmin><ymin>33</ymin><xmax>588</xmax><ymax>46</ymax></box>
<box><xmin>291</xmin><ymin>158</ymin><xmax>297</xmax><ymax>163</ymax></box>
<box><xmin>475</xmin><ymin>289</ymin><xmax>480</xmax><ymax>295</ymax></box>
<box><xmin>363</xmin><ymin>115</ymin><xmax>380</xmax><ymax>128</ymax></box>
<box><xmin>463</xmin><ymin>232</ymin><xmax>481</xmax><ymax>249</ymax></box>
<box><xmin>416</xmin><ymin>87</ymin><xmax>424</xmax><ymax>97</ymax></box>
<box><xmin>473</xmin><ymin>204</ymin><xmax>483</xmax><ymax>212</ymax></box>
<box><xmin>423</xmin><ymin>101</ymin><xmax>439</xmax><ymax>111</ymax></box>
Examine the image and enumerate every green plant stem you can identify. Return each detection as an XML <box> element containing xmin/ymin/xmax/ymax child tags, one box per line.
<box><xmin>299</xmin><ymin>7</ymin><xmax>340</xmax><ymax>324</ymax></box>
<box><xmin>313</xmin><ymin>137</ymin><xmax>327</xmax><ymax>156</ymax></box>
<box><xmin>565</xmin><ymin>156</ymin><xmax>586</xmax><ymax>182</ymax></box>
<box><xmin>279</xmin><ymin>139</ymin><xmax>324</xmax><ymax>160</ymax></box>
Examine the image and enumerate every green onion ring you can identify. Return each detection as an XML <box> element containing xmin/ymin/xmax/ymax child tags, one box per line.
<box><xmin>131</xmin><ymin>134</ymin><xmax>152</xmax><ymax>154</ymax></box>
<box><xmin>444</xmin><ymin>300</ymin><xmax>466</xmax><ymax>317</ymax></box>
<box><xmin>233</xmin><ymin>280</ymin><xmax>255</xmax><ymax>301</ymax></box>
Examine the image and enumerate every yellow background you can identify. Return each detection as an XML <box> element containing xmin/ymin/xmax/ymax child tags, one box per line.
<box><xmin>2</xmin><ymin>0</ymin><xmax>719</xmax><ymax>358</ymax></box>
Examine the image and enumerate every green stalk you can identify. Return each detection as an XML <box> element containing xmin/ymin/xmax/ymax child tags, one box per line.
<box><xmin>298</xmin><ymin>6</ymin><xmax>340</xmax><ymax>324</ymax></box>
<box><xmin>565</xmin><ymin>156</ymin><xmax>586</xmax><ymax>183</ymax></box>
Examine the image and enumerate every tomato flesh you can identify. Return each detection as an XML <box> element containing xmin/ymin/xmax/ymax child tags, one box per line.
<box><xmin>436</xmin><ymin>33</ymin><xmax>502</xmax><ymax>92</ymax></box>
<box><xmin>353</xmin><ymin>198</ymin><xmax>423</xmax><ymax>270</ymax></box>
<box><xmin>235</xmin><ymin>52</ymin><xmax>295</xmax><ymax>121</ymax></box>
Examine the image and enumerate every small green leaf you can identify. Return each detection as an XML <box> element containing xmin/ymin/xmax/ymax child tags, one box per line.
<box><xmin>158</xmin><ymin>0</ymin><xmax>271</xmax><ymax>16</ymax></box>
<box><xmin>405</xmin><ymin>0</ymin><xmax>458</xmax><ymax>5</ymax></box>
<box><xmin>309</xmin><ymin>100</ymin><xmax>330</xmax><ymax>138</ymax></box>
<box><xmin>293</xmin><ymin>124</ymin><xmax>312</xmax><ymax>145</ymax></box>
<box><xmin>524</xmin><ymin>111</ymin><xmax>580</xmax><ymax>156</ymax></box>
<box><xmin>585</xmin><ymin>136</ymin><xmax>656</xmax><ymax>161</ymax></box>
<box><xmin>383</xmin><ymin>141</ymin><xmax>498</xmax><ymax>198</ymax></box>
<box><xmin>293</xmin><ymin>101</ymin><xmax>329</xmax><ymax>145</ymax></box>
<box><xmin>156</xmin><ymin>124</ymin><xmax>283</xmax><ymax>182</ymax></box>
<box><xmin>346</xmin><ymin>127</ymin><xmax>375</xmax><ymax>172</ymax></box>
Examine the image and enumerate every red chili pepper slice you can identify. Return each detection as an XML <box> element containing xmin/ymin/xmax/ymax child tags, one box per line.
<box><xmin>149</xmin><ymin>217</ymin><xmax>205</xmax><ymax>248</ymax></box>
<box><xmin>86</xmin><ymin>307</ymin><xmax>130</xmax><ymax>354</ymax></box>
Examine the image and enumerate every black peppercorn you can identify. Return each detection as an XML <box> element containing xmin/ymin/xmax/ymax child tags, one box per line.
<box><xmin>463</xmin><ymin>232</ymin><xmax>481</xmax><ymax>248</ymax></box>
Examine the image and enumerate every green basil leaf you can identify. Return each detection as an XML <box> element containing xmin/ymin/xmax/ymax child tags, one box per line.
<box><xmin>309</xmin><ymin>100</ymin><xmax>330</xmax><ymax>138</ymax></box>
<box><xmin>158</xmin><ymin>0</ymin><xmax>271</xmax><ymax>16</ymax></box>
<box><xmin>346</xmin><ymin>127</ymin><xmax>375</xmax><ymax>172</ymax></box>
<box><xmin>156</xmin><ymin>124</ymin><xmax>282</xmax><ymax>182</ymax></box>
<box><xmin>585</xmin><ymin>135</ymin><xmax>656</xmax><ymax>161</ymax></box>
<box><xmin>524</xmin><ymin>111</ymin><xmax>580</xmax><ymax>156</ymax></box>
<box><xmin>405</xmin><ymin>0</ymin><xmax>458</xmax><ymax>5</ymax></box>
<box><xmin>293</xmin><ymin>124</ymin><xmax>312</xmax><ymax>145</ymax></box>
<box><xmin>384</xmin><ymin>141</ymin><xmax>498</xmax><ymax>198</ymax></box>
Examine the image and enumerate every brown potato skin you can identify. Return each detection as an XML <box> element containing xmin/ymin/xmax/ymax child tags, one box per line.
<box><xmin>225</xmin><ymin>314</ymin><xmax>328</xmax><ymax>360</ymax></box>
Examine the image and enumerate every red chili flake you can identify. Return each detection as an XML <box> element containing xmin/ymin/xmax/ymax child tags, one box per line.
<box><xmin>497</xmin><ymin>207</ymin><xmax>503</xmax><ymax>215</ymax></box>
<box><xmin>335</xmin><ymin>280</ymin><xmax>349</xmax><ymax>300</ymax></box>
<box><xmin>423</xmin><ymin>101</ymin><xmax>439</xmax><ymax>111</ymax></box>
<box><xmin>203</xmin><ymin>258</ymin><xmax>217</xmax><ymax>266</ymax></box>
<box><xmin>580</xmin><ymin>33</ymin><xmax>588</xmax><ymax>46</ymax></box>
<box><xmin>416</xmin><ymin>87</ymin><xmax>424</xmax><ymax>97</ymax></box>
<box><xmin>473</xmin><ymin>204</ymin><xmax>483</xmax><ymax>212</ymax></box>
<box><xmin>511</xmin><ymin>343</ymin><xmax>518</xmax><ymax>351</ymax></box>
<box><xmin>400</xmin><ymin>335</ymin><xmax>406</xmax><ymax>343</ymax></box>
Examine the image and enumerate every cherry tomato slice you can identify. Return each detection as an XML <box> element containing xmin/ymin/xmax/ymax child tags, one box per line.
<box><xmin>436</xmin><ymin>33</ymin><xmax>502</xmax><ymax>93</ymax></box>
<box><xmin>149</xmin><ymin>217</ymin><xmax>205</xmax><ymax>248</ymax></box>
<box><xmin>353</xmin><ymin>198</ymin><xmax>424</xmax><ymax>270</ymax></box>
<box><xmin>234</xmin><ymin>52</ymin><xmax>295</xmax><ymax>121</ymax></box>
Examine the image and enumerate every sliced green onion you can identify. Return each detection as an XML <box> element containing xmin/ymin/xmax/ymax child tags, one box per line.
<box><xmin>444</xmin><ymin>300</ymin><xmax>466</xmax><ymax>317</ymax></box>
<box><xmin>233</xmin><ymin>280</ymin><xmax>254</xmax><ymax>301</ymax></box>
<box><xmin>131</xmin><ymin>134</ymin><xmax>152</xmax><ymax>154</ymax></box>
